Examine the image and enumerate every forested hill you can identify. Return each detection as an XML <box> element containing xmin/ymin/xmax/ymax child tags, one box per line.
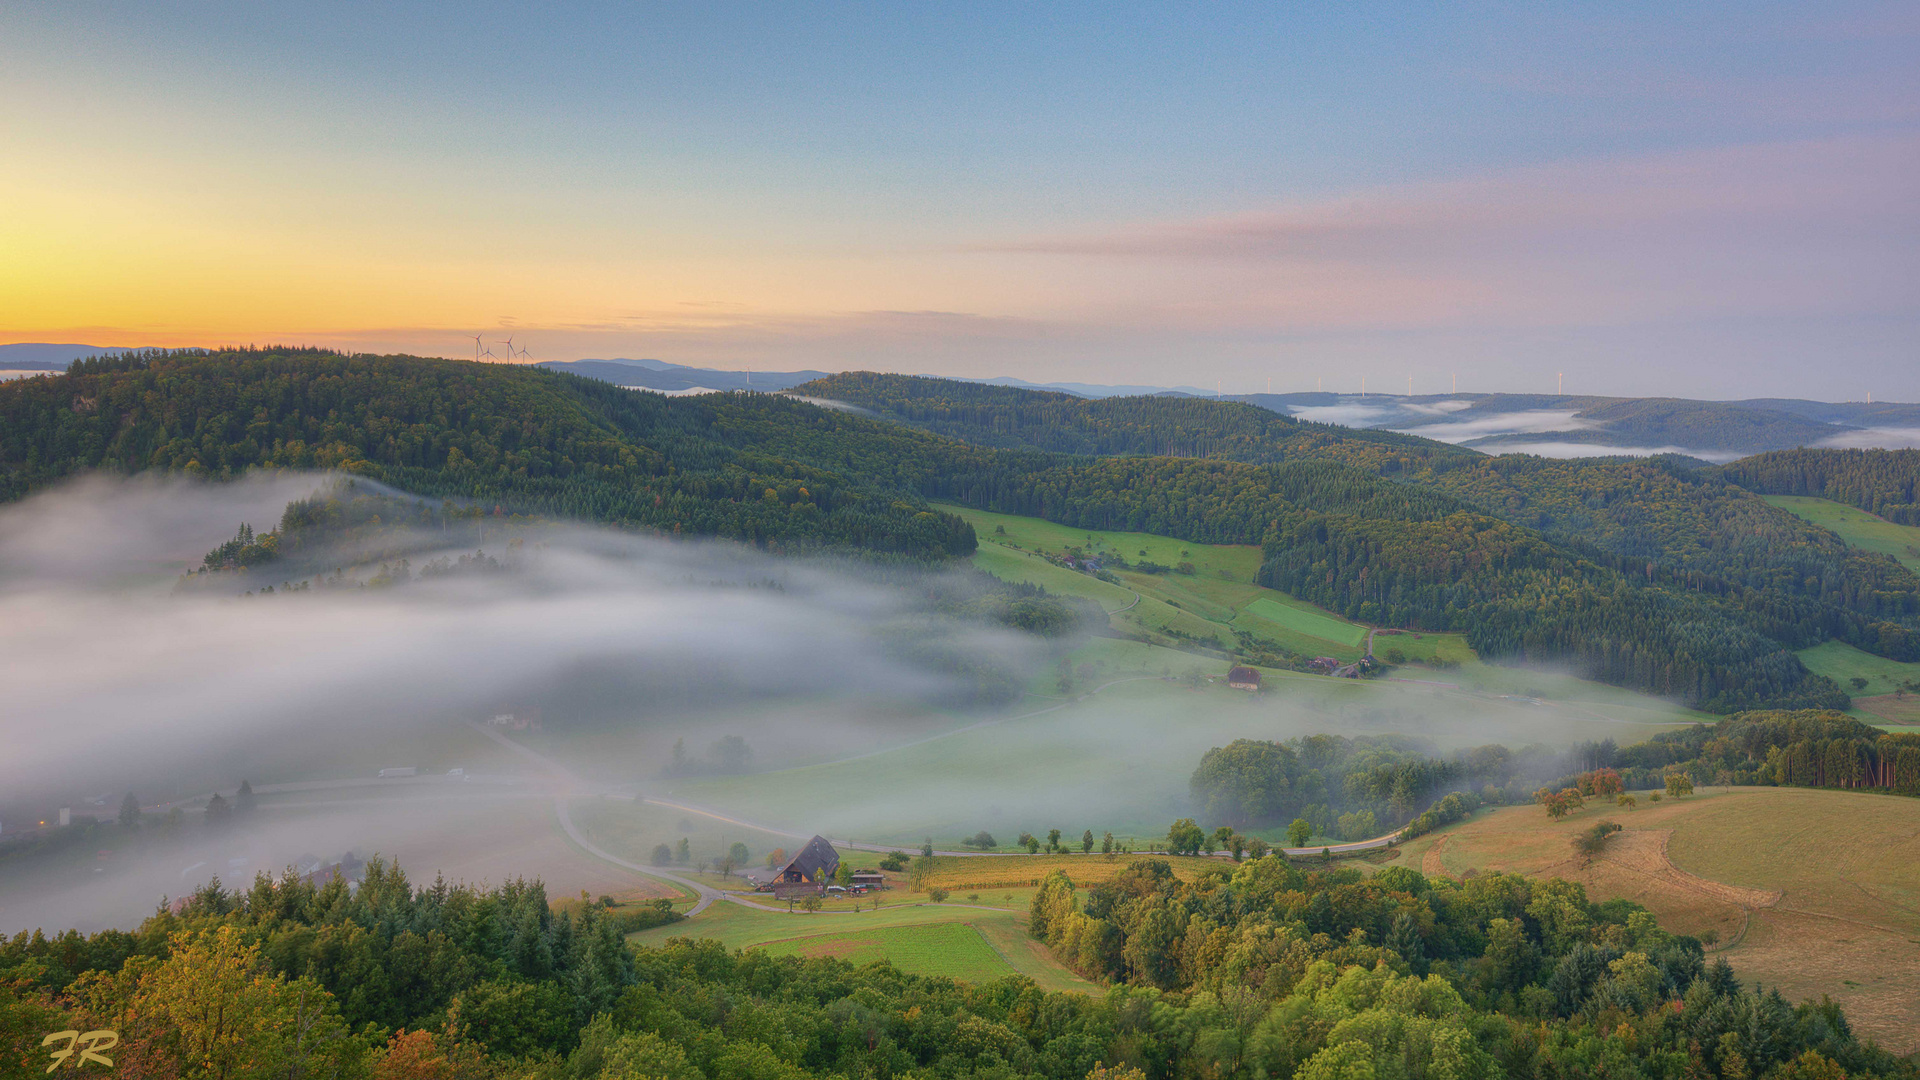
<box><xmin>0</xmin><ymin>349</ymin><xmax>1882</xmax><ymax>711</ymax></box>
<box><xmin>791</xmin><ymin>371</ymin><xmax>1476</xmax><ymax>473</ymax></box>
<box><xmin>0</xmin><ymin>348</ymin><xmax>977</xmax><ymax>558</ymax></box>
<box><xmin>793</xmin><ymin>373</ymin><xmax>1920</xmax><ymax>674</ymax></box>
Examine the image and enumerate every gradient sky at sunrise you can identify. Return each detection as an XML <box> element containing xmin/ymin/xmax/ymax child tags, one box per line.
<box><xmin>4</xmin><ymin>2</ymin><xmax>1916</xmax><ymax>397</ymax></box>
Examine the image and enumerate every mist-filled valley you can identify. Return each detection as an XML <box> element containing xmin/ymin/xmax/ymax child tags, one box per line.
<box><xmin>0</xmin><ymin>469</ymin><xmax>1696</xmax><ymax>939</ymax></box>
<box><xmin>14</xmin><ymin>9</ymin><xmax>1920</xmax><ymax>1074</ymax></box>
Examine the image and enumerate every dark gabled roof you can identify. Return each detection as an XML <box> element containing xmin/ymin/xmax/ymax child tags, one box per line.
<box><xmin>1227</xmin><ymin>666</ymin><xmax>1259</xmax><ymax>682</ymax></box>
<box><xmin>776</xmin><ymin>835</ymin><xmax>840</xmax><ymax>882</ymax></box>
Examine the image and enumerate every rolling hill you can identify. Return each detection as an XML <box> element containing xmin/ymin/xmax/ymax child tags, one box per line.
<box><xmin>8</xmin><ymin>348</ymin><xmax>1914</xmax><ymax>713</ymax></box>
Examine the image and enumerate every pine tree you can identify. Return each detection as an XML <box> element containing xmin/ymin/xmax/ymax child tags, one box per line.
<box><xmin>118</xmin><ymin>792</ymin><xmax>140</xmax><ymax>829</ymax></box>
<box><xmin>236</xmin><ymin>780</ymin><xmax>256</xmax><ymax>815</ymax></box>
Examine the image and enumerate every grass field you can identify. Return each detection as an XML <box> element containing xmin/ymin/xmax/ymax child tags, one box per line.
<box><xmin>1764</xmin><ymin>495</ymin><xmax>1920</xmax><ymax>573</ymax></box>
<box><xmin>755</xmin><ymin>921</ymin><xmax>1012</xmax><ymax>981</ymax></box>
<box><xmin>1242</xmin><ymin>597</ymin><xmax>1367</xmax><ymax>647</ymax></box>
<box><xmin>1398</xmin><ymin>787</ymin><xmax>1920</xmax><ymax>1052</ymax></box>
<box><xmin>1796</xmin><ymin>639</ymin><xmax>1920</xmax><ymax>700</ymax></box>
<box><xmin>943</xmin><ymin>503</ymin><xmax>1368</xmax><ymax>659</ymax></box>
<box><xmin>627</xmin><ymin>893</ymin><xmax>1098</xmax><ymax>993</ymax></box>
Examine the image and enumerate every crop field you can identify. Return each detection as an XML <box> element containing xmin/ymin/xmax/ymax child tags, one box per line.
<box><xmin>1853</xmin><ymin>694</ymin><xmax>1920</xmax><ymax>727</ymax></box>
<box><xmin>916</xmin><ymin>852</ymin><xmax>1221</xmax><ymax>890</ymax></box>
<box><xmin>1398</xmin><ymin>787</ymin><xmax>1920</xmax><ymax>1052</ymax></box>
<box><xmin>1796</xmin><ymin>640</ymin><xmax>1920</xmax><ymax>700</ymax></box>
<box><xmin>1764</xmin><ymin>495</ymin><xmax>1920</xmax><ymax>573</ymax></box>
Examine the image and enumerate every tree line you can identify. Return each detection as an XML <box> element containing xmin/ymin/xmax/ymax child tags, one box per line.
<box><xmin>6</xmin><ymin>854</ymin><xmax>1910</xmax><ymax>1080</ymax></box>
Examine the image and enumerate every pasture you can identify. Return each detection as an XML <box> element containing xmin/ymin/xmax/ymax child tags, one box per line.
<box><xmin>1795</xmin><ymin>639</ymin><xmax>1920</xmax><ymax>700</ymax></box>
<box><xmin>1241</xmin><ymin>597</ymin><xmax>1366</xmax><ymax>648</ymax></box>
<box><xmin>626</xmin><ymin>892</ymin><xmax>1097</xmax><ymax>993</ymax></box>
<box><xmin>754</xmin><ymin>921</ymin><xmax>1012</xmax><ymax>982</ymax></box>
<box><xmin>942</xmin><ymin>503</ymin><xmax>1368</xmax><ymax>658</ymax></box>
<box><xmin>1763</xmin><ymin>495</ymin><xmax>1920</xmax><ymax>573</ymax></box>
<box><xmin>1398</xmin><ymin>787</ymin><xmax>1920</xmax><ymax>1052</ymax></box>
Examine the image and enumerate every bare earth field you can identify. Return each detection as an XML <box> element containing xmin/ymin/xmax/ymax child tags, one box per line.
<box><xmin>1401</xmin><ymin>788</ymin><xmax>1920</xmax><ymax>1052</ymax></box>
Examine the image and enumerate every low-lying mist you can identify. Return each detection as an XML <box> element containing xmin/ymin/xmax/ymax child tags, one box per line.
<box><xmin>0</xmin><ymin>473</ymin><xmax>1688</xmax><ymax>937</ymax></box>
<box><xmin>0</xmin><ymin>474</ymin><xmax>1052</xmax><ymax>931</ymax></box>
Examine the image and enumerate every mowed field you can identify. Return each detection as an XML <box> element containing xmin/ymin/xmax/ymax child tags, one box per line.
<box><xmin>1764</xmin><ymin>495</ymin><xmax>1920</xmax><ymax>574</ymax></box>
<box><xmin>1399</xmin><ymin>787</ymin><xmax>1920</xmax><ymax>1052</ymax></box>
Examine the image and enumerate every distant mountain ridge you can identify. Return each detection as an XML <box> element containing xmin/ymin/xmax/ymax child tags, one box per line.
<box><xmin>1231</xmin><ymin>391</ymin><xmax>1919</xmax><ymax>460</ymax></box>
<box><xmin>537</xmin><ymin>356</ymin><xmax>1214</xmax><ymax>398</ymax></box>
<box><xmin>0</xmin><ymin>343</ymin><xmax>146</xmax><ymax>369</ymax></box>
<box><xmin>16</xmin><ymin>347</ymin><xmax>1917</xmax><ymax>458</ymax></box>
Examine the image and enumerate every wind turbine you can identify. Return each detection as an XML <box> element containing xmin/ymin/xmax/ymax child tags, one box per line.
<box><xmin>496</xmin><ymin>337</ymin><xmax>515</xmax><ymax>361</ymax></box>
<box><xmin>470</xmin><ymin>334</ymin><xmax>483</xmax><ymax>362</ymax></box>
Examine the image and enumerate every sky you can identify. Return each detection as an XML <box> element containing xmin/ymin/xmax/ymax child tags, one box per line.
<box><xmin>2</xmin><ymin>2</ymin><xmax>1916</xmax><ymax>398</ymax></box>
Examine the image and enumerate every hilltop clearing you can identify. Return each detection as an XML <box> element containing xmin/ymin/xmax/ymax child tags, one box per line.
<box><xmin>1398</xmin><ymin>787</ymin><xmax>1920</xmax><ymax>1051</ymax></box>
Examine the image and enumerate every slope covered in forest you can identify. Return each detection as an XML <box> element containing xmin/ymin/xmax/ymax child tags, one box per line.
<box><xmin>0</xmin><ymin>349</ymin><xmax>1877</xmax><ymax>712</ymax></box>
<box><xmin>795</xmin><ymin>374</ymin><xmax>1920</xmax><ymax>672</ymax></box>
<box><xmin>0</xmin><ymin>348</ymin><xmax>978</xmax><ymax>559</ymax></box>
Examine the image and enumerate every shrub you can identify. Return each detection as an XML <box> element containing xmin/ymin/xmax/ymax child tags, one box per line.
<box><xmin>1571</xmin><ymin>820</ymin><xmax>1623</xmax><ymax>861</ymax></box>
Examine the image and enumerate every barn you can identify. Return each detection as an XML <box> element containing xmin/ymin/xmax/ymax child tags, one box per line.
<box><xmin>753</xmin><ymin>835</ymin><xmax>841</xmax><ymax>897</ymax></box>
<box><xmin>1227</xmin><ymin>666</ymin><xmax>1260</xmax><ymax>690</ymax></box>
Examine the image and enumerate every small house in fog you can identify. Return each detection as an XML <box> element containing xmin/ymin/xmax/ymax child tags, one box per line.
<box><xmin>755</xmin><ymin>835</ymin><xmax>840</xmax><ymax>898</ymax></box>
<box><xmin>1227</xmin><ymin>666</ymin><xmax>1260</xmax><ymax>691</ymax></box>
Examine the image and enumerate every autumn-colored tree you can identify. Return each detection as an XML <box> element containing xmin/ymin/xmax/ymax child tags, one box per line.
<box><xmin>1665</xmin><ymin>771</ymin><xmax>1695</xmax><ymax>797</ymax></box>
<box><xmin>370</xmin><ymin>1028</ymin><xmax>495</xmax><ymax>1080</ymax></box>
<box><xmin>119</xmin><ymin>925</ymin><xmax>362</xmax><ymax>1080</ymax></box>
<box><xmin>1580</xmin><ymin>768</ymin><xmax>1624</xmax><ymax>797</ymax></box>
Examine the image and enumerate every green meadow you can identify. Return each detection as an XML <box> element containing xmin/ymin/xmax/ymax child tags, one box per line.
<box><xmin>1798</xmin><ymin>639</ymin><xmax>1920</xmax><ymax>698</ymax></box>
<box><xmin>625</xmin><ymin>894</ymin><xmax>1097</xmax><ymax>993</ymax></box>
<box><xmin>1763</xmin><ymin>495</ymin><xmax>1920</xmax><ymax>574</ymax></box>
<box><xmin>1241</xmin><ymin>596</ymin><xmax>1366</xmax><ymax>648</ymax></box>
<box><xmin>943</xmin><ymin>502</ymin><xmax>1372</xmax><ymax>659</ymax></box>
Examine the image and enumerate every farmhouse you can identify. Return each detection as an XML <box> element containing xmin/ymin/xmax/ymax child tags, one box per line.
<box><xmin>748</xmin><ymin>835</ymin><xmax>841</xmax><ymax>897</ymax></box>
<box><xmin>1227</xmin><ymin>665</ymin><xmax>1260</xmax><ymax>691</ymax></box>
